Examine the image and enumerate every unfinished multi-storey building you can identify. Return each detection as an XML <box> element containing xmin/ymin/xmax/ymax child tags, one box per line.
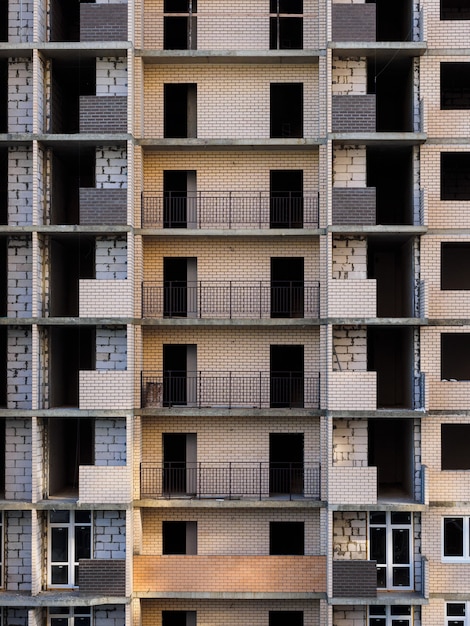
<box><xmin>0</xmin><ymin>0</ymin><xmax>470</xmax><ymax>625</ymax></box>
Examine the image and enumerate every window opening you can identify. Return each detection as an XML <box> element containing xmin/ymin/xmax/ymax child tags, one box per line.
<box><xmin>441</xmin><ymin>334</ymin><xmax>470</xmax><ymax>380</ymax></box>
<box><xmin>441</xmin><ymin>0</ymin><xmax>470</xmax><ymax>20</ymax></box>
<box><xmin>269</xmin><ymin>0</ymin><xmax>303</xmax><ymax>50</ymax></box>
<box><xmin>441</xmin><ymin>243</ymin><xmax>470</xmax><ymax>290</ymax></box>
<box><xmin>48</xmin><ymin>607</ymin><xmax>92</xmax><ymax>626</ymax></box>
<box><xmin>270</xmin><ymin>84</ymin><xmax>303</xmax><ymax>138</ymax></box>
<box><xmin>164</xmin><ymin>84</ymin><xmax>197</xmax><ymax>138</ymax></box>
<box><xmin>369</xmin><ymin>511</ymin><xmax>413</xmax><ymax>590</ymax></box>
<box><xmin>441</xmin><ymin>153</ymin><xmax>470</xmax><ymax>201</ymax></box>
<box><xmin>162</xmin><ymin>611</ymin><xmax>196</xmax><ymax>626</ymax></box>
<box><xmin>269</xmin><ymin>612</ymin><xmax>303</xmax><ymax>626</ymax></box>
<box><xmin>443</xmin><ymin>517</ymin><xmax>470</xmax><ymax>561</ymax></box>
<box><xmin>164</xmin><ymin>0</ymin><xmax>197</xmax><ymax>49</ymax></box>
<box><xmin>163</xmin><ymin>521</ymin><xmax>197</xmax><ymax>554</ymax></box>
<box><xmin>270</xmin><ymin>521</ymin><xmax>304</xmax><ymax>554</ymax></box>
<box><xmin>441</xmin><ymin>424</ymin><xmax>470</xmax><ymax>470</ymax></box>
<box><xmin>369</xmin><ymin>605</ymin><xmax>412</xmax><ymax>626</ymax></box>
<box><xmin>269</xmin><ymin>433</ymin><xmax>304</xmax><ymax>495</ymax></box>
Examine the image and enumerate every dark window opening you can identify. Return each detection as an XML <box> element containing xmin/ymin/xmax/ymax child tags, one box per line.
<box><xmin>441</xmin><ymin>153</ymin><xmax>470</xmax><ymax>201</ymax></box>
<box><xmin>269</xmin><ymin>433</ymin><xmax>304</xmax><ymax>495</ymax></box>
<box><xmin>443</xmin><ymin>517</ymin><xmax>464</xmax><ymax>557</ymax></box>
<box><xmin>367</xmin><ymin>147</ymin><xmax>413</xmax><ymax>225</ymax></box>
<box><xmin>48</xmin><ymin>417</ymin><xmax>94</xmax><ymax>497</ymax></box>
<box><xmin>50</xmin><ymin>59</ymin><xmax>96</xmax><ymax>133</ymax></box>
<box><xmin>441</xmin><ymin>0</ymin><xmax>470</xmax><ymax>20</ymax></box>
<box><xmin>163</xmin><ymin>521</ymin><xmax>197</xmax><ymax>554</ymax></box>
<box><xmin>0</xmin><ymin>60</ymin><xmax>6</xmax><ymax>133</ymax></box>
<box><xmin>441</xmin><ymin>243</ymin><xmax>470</xmax><ymax>290</ymax></box>
<box><xmin>49</xmin><ymin>326</ymin><xmax>95</xmax><ymax>408</ymax></box>
<box><xmin>270</xmin><ymin>170</ymin><xmax>303</xmax><ymax>228</ymax></box>
<box><xmin>49</xmin><ymin>0</ymin><xmax>81</xmax><ymax>41</ymax></box>
<box><xmin>441</xmin><ymin>63</ymin><xmax>470</xmax><ymax>109</ymax></box>
<box><xmin>51</xmin><ymin>148</ymin><xmax>95</xmax><ymax>225</ymax></box>
<box><xmin>441</xmin><ymin>424</ymin><xmax>470</xmax><ymax>470</ymax></box>
<box><xmin>271</xmin><ymin>257</ymin><xmax>304</xmax><ymax>318</ymax></box>
<box><xmin>164</xmin><ymin>0</ymin><xmax>197</xmax><ymax>10</ymax></box>
<box><xmin>0</xmin><ymin>0</ymin><xmax>7</xmax><ymax>41</ymax></box>
<box><xmin>270</xmin><ymin>345</ymin><xmax>304</xmax><ymax>408</ymax></box>
<box><xmin>164</xmin><ymin>84</ymin><xmax>197</xmax><ymax>138</ymax></box>
<box><xmin>163</xmin><ymin>432</ymin><xmax>197</xmax><ymax>495</ymax></box>
<box><xmin>269</xmin><ymin>612</ymin><xmax>303</xmax><ymax>626</ymax></box>
<box><xmin>441</xmin><ymin>334</ymin><xmax>470</xmax><ymax>380</ymax></box>
<box><xmin>270</xmin><ymin>522</ymin><xmax>304</xmax><ymax>554</ymax></box>
<box><xmin>366</xmin><ymin>0</ymin><xmax>413</xmax><ymax>41</ymax></box>
<box><xmin>163</xmin><ymin>344</ymin><xmax>197</xmax><ymax>406</ymax></box>
<box><xmin>270</xmin><ymin>83</ymin><xmax>303</xmax><ymax>138</ymax></box>
<box><xmin>162</xmin><ymin>612</ymin><xmax>196</xmax><ymax>626</ymax></box>
<box><xmin>164</xmin><ymin>2</ymin><xmax>197</xmax><ymax>50</ymax></box>
<box><xmin>269</xmin><ymin>1</ymin><xmax>303</xmax><ymax>50</ymax></box>
<box><xmin>367</xmin><ymin>58</ymin><xmax>413</xmax><ymax>132</ymax></box>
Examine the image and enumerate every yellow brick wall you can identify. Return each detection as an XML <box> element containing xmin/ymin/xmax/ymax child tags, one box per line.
<box><xmin>140</xmin><ymin>508</ymin><xmax>321</xmax><ymax>555</ymax></box>
<box><xmin>142</xmin><ymin>327</ymin><xmax>320</xmax><ymax>373</ymax></box>
<box><xmin>143</xmin><ymin>65</ymin><xmax>319</xmax><ymax>138</ymax></box>
<box><xmin>425</xmin><ymin>0</ymin><xmax>470</xmax><ymax>48</ymax></box>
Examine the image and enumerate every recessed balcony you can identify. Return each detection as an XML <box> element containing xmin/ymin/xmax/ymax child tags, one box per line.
<box><xmin>142</xmin><ymin>281</ymin><xmax>320</xmax><ymax>319</ymax></box>
<box><xmin>140</xmin><ymin>461</ymin><xmax>321</xmax><ymax>501</ymax></box>
<box><xmin>141</xmin><ymin>371</ymin><xmax>320</xmax><ymax>409</ymax></box>
<box><xmin>141</xmin><ymin>191</ymin><xmax>319</xmax><ymax>229</ymax></box>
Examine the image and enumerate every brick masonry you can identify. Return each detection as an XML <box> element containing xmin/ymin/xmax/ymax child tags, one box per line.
<box><xmin>79</xmin><ymin>559</ymin><xmax>126</xmax><ymax>595</ymax></box>
<box><xmin>332</xmin><ymin>560</ymin><xmax>377</xmax><ymax>598</ymax></box>
<box><xmin>332</xmin><ymin>95</ymin><xmax>376</xmax><ymax>133</ymax></box>
<box><xmin>80</xmin><ymin>4</ymin><xmax>128</xmax><ymax>42</ymax></box>
<box><xmin>79</xmin><ymin>96</ymin><xmax>127</xmax><ymax>133</ymax></box>
<box><xmin>79</xmin><ymin>188</ymin><xmax>127</xmax><ymax>225</ymax></box>
<box><xmin>332</xmin><ymin>188</ymin><xmax>377</xmax><ymax>225</ymax></box>
<box><xmin>331</xmin><ymin>4</ymin><xmax>376</xmax><ymax>42</ymax></box>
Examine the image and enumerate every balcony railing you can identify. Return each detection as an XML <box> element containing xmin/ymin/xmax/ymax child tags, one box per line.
<box><xmin>141</xmin><ymin>371</ymin><xmax>320</xmax><ymax>409</ymax></box>
<box><xmin>140</xmin><ymin>461</ymin><xmax>321</xmax><ymax>500</ymax></box>
<box><xmin>141</xmin><ymin>191</ymin><xmax>319</xmax><ymax>229</ymax></box>
<box><xmin>142</xmin><ymin>281</ymin><xmax>320</xmax><ymax>319</ymax></box>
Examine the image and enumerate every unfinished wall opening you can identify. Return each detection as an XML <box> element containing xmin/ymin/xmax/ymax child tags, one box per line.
<box><xmin>270</xmin><ymin>522</ymin><xmax>304</xmax><ymax>554</ymax></box>
<box><xmin>269</xmin><ymin>0</ymin><xmax>303</xmax><ymax>50</ymax></box>
<box><xmin>48</xmin><ymin>417</ymin><xmax>93</xmax><ymax>497</ymax></box>
<box><xmin>368</xmin><ymin>58</ymin><xmax>413</xmax><ymax>131</ymax></box>
<box><xmin>369</xmin><ymin>419</ymin><xmax>414</xmax><ymax>499</ymax></box>
<box><xmin>441</xmin><ymin>63</ymin><xmax>470</xmax><ymax>110</ymax></box>
<box><xmin>270</xmin><ymin>345</ymin><xmax>304</xmax><ymax>407</ymax></box>
<box><xmin>368</xmin><ymin>327</ymin><xmax>414</xmax><ymax>408</ymax></box>
<box><xmin>162</xmin><ymin>521</ymin><xmax>197</xmax><ymax>554</ymax></box>
<box><xmin>164</xmin><ymin>84</ymin><xmax>197</xmax><ymax>138</ymax></box>
<box><xmin>164</xmin><ymin>0</ymin><xmax>197</xmax><ymax>50</ymax></box>
<box><xmin>50</xmin><ymin>59</ymin><xmax>96</xmax><ymax>133</ymax></box>
<box><xmin>441</xmin><ymin>0</ymin><xmax>470</xmax><ymax>20</ymax></box>
<box><xmin>162</xmin><ymin>433</ymin><xmax>197</xmax><ymax>495</ymax></box>
<box><xmin>51</xmin><ymin>147</ymin><xmax>94</xmax><ymax>224</ymax></box>
<box><xmin>0</xmin><ymin>148</ymin><xmax>7</xmax><ymax>224</ymax></box>
<box><xmin>441</xmin><ymin>153</ymin><xmax>470</xmax><ymax>200</ymax></box>
<box><xmin>163</xmin><ymin>344</ymin><xmax>197</xmax><ymax>406</ymax></box>
<box><xmin>368</xmin><ymin>236</ymin><xmax>415</xmax><ymax>317</ymax></box>
<box><xmin>0</xmin><ymin>0</ymin><xmax>7</xmax><ymax>40</ymax></box>
<box><xmin>50</xmin><ymin>236</ymin><xmax>95</xmax><ymax>316</ymax></box>
<box><xmin>270</xmin><ymin>170</ymin><xmax>303</xmax><ymax>228</ymax></box>
<box><xmin>269</xmin><ymin>433</ymin><xmax>304</xmax><ymax>495</ymax></box>
<box><xmin>0</xmin><ymin>60</ymin><xmax>6</xmax><ymax>132</ymax></box>
<box><xmin>367</xmin><ymin>0</ymin><xmax>413</xmax><ymax>41</ymax></box>
<box><xmin>271</xmin><ymin>257</ymin><xmax>304</xmax><ymax>318</ymax></box>
<box><xmin>0</xmin><ymin>328</ymin><xmax>5</xmax><ymax>407</ymax></box>
<box><xmin>163</xmin><ymin>170</ymin><xmax>197</xmax><ymax>228</ymax></box>
<box><xmin>164</xmin><ymin>257</ymin><xmax>197</xmax><ymax>317</ymax></box>
<box><xmin>441</xmin><ymin>243</ymin><xmax>470</xmax><ymax>290</ymax></box>
<box><xmin>162</xmin><ymin>612</ymin><xmax>196</xmax><ymax>626</ymax></box>
<box><xmin>269</xmin><ymin>612</ymin><xmax>303</xmax><ymax>626</ymax></box>
<box><xmin>441</xmin><ymin>333</ymin><xmax>470</xmax><ymax>380</ymax></box>
<box><xmin>0</xmin><ymin>239</ymin><xmax>6</xmax><ymax>316</ymax></box>
<box><xmin>270</xmin><ymin>83</ymin><xmax>303</xmax><ymax>138</ymax></box>
<box><xmin>49</xmin><ymin>0</ymin><xmax>81</xmax><ymax>41</ymax></box>
<box><xmin>441</xmin><ymin>424</ymin><xmax>470</xmax><ymax>469</ymax></box>
<box><xmin>367</xmin><ymin>147</ymin><xmax>413</xmax><ymax>224</ymax></box>
<box><xmin>49</xmin><ymin>326</ymin><xmax>95</xmax><ymax>407</ymax></box>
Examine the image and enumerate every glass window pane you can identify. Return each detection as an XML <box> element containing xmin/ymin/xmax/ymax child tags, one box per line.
<box><xmin>51</xmin><ymin>527</ymin><xmax>68</xmax><ymax>562</ymax></box>
<box><xmin>392</xmin><ymin>566</ymin><xmax>410</xmax><ymax>587</ymax></box>
<box><xmin>391</xmin><ymin>606</ymin><xmax>411</xmax><ymax>616</ymax></box>
<box><xmin>391</xmin><ymin>621</ymin><xmax>410</xmax><ymax>626</ymax></box>
<box><xmin>447</xmin><ymin>604</ymin><xmax>466</xmax><ymax>616</ymax></box>
<box><xmin>370</xmin><ymin>512</ymin><xmax>386</xmax><ymax>525</ymax></box>
<box><xmin>370</xmin><ymin>527</ymin><xmax>386</xmax><ymax>562</ymax></box>
<box><xmin>444</xmin><ymin>518</ymin><xmax>464</xmax><ymax>556</ymax></box>
<box><xmin>50</xmin><ymin>511</ymin><xmax>69</xmax><ymax>524</ymax></box>
<box><xmin>75</xmin><ymin>526</ymin><xmax>91</xmax><ymax>560</ymax></box>
<box><xmin>75</xmin><ymin>511</ymin><xmax>91</xmax><ymax>524</ymax></box>
<box><xmin>392</xmin><ymin>529</ymin><xmax>410</xmax><ymax>564</ymax></box>
<box><xmin>391</xmin><ymin>512</ymin><xmax>411</xmax><ymax>525</ymax></box>
<box><xmin>369</xmin><ymin>620</ymin><xmax>386</xmax><ymax>626</ymax></box>
<box><xmin>50</xmin><ymin>619</ymin><xmax>67</xmax><ymax>626</ymax></box>
<box><xmin>376</xmin><ymin>566</ymin><xmax>386</xmax><ymax>588</ymax></box>
<box><xmin>51</xmin><ymin>565</ymin><xmax>68</xmax><ymax>585</ymax></box>
<box><xmin>369</xmin><ymin>606</ymin><xmax>386</xmax><ymax>616</ymax></box>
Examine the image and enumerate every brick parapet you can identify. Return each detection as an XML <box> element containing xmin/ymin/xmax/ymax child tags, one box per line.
<box><xmin>79</xmin><ymin>96</ymin><xmax>128</xmax><ymax>133</ymax></box>
<box><xmin>331</xmin><ymin>4</ymin><xmax>376</xmax><ymax>42</ymax></box>
<box><xmin>332</xmin><ymin>560</ymin><xmax>377</xmax><ymax>598</ymax></box>
<box><xmin>79</xmin><ymin>559</ymin><xmax>126</xmax><ymax>595</ymax></box>
<box><xmin>79</xmin><ymin>188</ymin><xmax>127</xmax><ymax>225</ymax></box>
<box><xmin>332</xmin><ymin>187</ymin><xmax>376</xmax><ymax>224</ymax></box>
<box><xmin>80</xmin><ymin>4</ymin><xmax>128</xmax><ymax>41</ymax></box>
<box><xmin>332</xmin><ymin>95</ymin><xmax>376</xmax><ymax>133</ymax></box>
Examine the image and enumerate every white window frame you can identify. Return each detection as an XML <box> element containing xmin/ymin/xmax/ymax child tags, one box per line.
<box><xmin>48</xmin><ymin>511</ymin><xmax>92</xmax><ymax>588</ymax></box>
<box><xmin>446</xmin><ymin>601</ymin><xmax>470</xmax><ymax>625</ymax></box>
<box><xmin>368</xmin><ymin>604</ymin><xmax>412</xmax><ymax>625</ymax></box>
<box><xmin>442</xmin><ymin>516</ymin><xmax>470</xmax><ymax>562</ymax></box>
<box><xmin>369</xmin><ymin>512</ymin><xmax>414</xmax><ymax>591</ymax></box>
<box><xmin>48</xmin><ymin>607</ymin><xmax>92</xmax><ymax>626</ymax></box>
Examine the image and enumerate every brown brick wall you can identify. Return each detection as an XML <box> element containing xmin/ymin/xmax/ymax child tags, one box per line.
<box><xmin>332</xmin><ymin>188</ymin><xmax>377</xmax><ymax>225</ymax></box>
<box><xmin>332</xmin><ymin>4</ymin><xmax>376</xmax><ymax>42</ymax></box>
<box><xmin>134</xmin><ymin>555</ymin><xmax>326</xmax><ymax>594</ymax></box>
<box><xmin>79</xmin><ymin>559</ymin><xmax>126</xmax><ymax>595</ymax></box>
<box><xmin>332</xmin><ymin>560</ymin><xmax>377</xmax><ymax>598</ymax></box>
<box><xmin>80</xmin><ymin>4</ymin><xmax>128</xmax><ymax>41</ymax></box>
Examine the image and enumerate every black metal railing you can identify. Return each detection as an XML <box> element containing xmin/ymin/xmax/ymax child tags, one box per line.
<box><xmin>142</xmin><ymin>281</ymin><xmax>320</xmax><ymax>319</ymax></box>
<box><xmin>141</xmin><ymin>191</ymin><xmax>319</xmax><ymax>229</ymax></box>
<box><xmin>141</xmin><ymin>371</ymin><xmax>321</xmax><ymax>409</ymax></box>
<box><xmin>140</xmin><ymin>461</ymin><xmax>321</xmax><ymax>500</ymax></box>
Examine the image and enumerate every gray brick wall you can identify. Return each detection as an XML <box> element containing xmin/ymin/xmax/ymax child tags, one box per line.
<box><xmin>79</xmin><ymin>188</ymin><xmax>127</xmax><ymax>225</ymax></box>
<box><xmin>332</xmin><ymin>188</ymin><xmax>377</xmax><ymax>225</ymax></box>
<box><xmin>95</xmin><ymin>606</ymin><xmax>126</xmax><ymax>626</ymax></box>
<box><xmin>332</xmin><ymin>4</ymin><xmax>376</xmax><ymax>42</ymax></box>
<box><xmin>5</xmin><ymin>511</ymin><xmax>32</xmax><ymax>590</ymax></box>
<box><xmin>79</xmin><ymin>559</ymin><xmax>125</xmax><ymax>595</ymax></box>
<box><xmin>80</xmin><ymin>4</ymin><xmax>128</xmax><ymax>41</ymax></box>
<box><xmin>7</xmin><ymin>328</ymin><xmax>32</xmax><ymax>410</ymax></box>
<box><xmin>79</xmin><ymin>96</ymin><xmax>127</xmax><ymax>134</ymax></box>
<box><xmin>332</xmin><ymin>95</ymin><xmax>376</xmax><ymax>133</ymax></box>
<box><xmin>94</xmin><ymin>510</ymin><xmax>126</xmax><ymax>558</ymax></box>
<box><xmin>332</xmin><ymin>560</ymin><xmax>377</xmax><ymax>598</ymax></box>
<box><xmin>5</xmin><ymin>418</ymin><xmax>32</xmax><ymax>499</ymax></box>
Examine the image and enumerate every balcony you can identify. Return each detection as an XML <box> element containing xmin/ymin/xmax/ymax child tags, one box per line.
<box><xmin>142</xmin><ymin>281</ymin><xmax>320</xmax><ymax>319</ymax></box>
<box><xmin>141</xmin><ymin>371</ymin><xmax>320</xmax><ymax>409</ymax></box>
<box><xmin>140</xmin><ymin>462</ymin><xmax>321</xmax><ymax>501</ymax></box>
<box><xmin>141</xmin><ymin>191</ymin><xmax>319</xmax><ymax>229</ymax></box>
<box><xmin>134</xmin><ymin>555</ymin><xmax>327</xmax><ymax>596</ymax></box>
